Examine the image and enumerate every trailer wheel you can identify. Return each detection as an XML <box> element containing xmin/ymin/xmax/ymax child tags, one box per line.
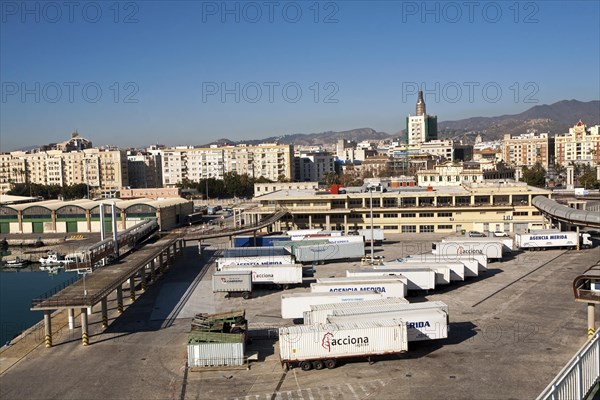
<box><xmin>312</xmin><ymin>360</ymin><xmax>324</xmax><ymax>370</ymax></box>
<box><xmin>283</xmin><ymin>284</ymin><xmax>290</xmax><ymax>290</ymax></box>
<box><xmin>300</xmin><ymin>361</ymin><xmax>312</xmax><ymax>371</ymax></box>
<box><xmin>242</xmin><ymin>291</ymin><xmax>250</xmax><ymax>300</ymax></box>
<box><xmin>324</xmin><ymin>359</ymin><xmax>336</xmax><ymax>369</ymax></box>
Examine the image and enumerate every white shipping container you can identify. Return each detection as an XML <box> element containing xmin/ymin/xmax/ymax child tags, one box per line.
<box><xmin>515</xmin><ymin>231</ymin><xmax>578</xmax><ymax>249</ymax></box>
<box><xmin>442</xmin><ymin>236</ymin><xmax>514</xmax><ymax>252</ymax></box>
<box><xmin>304</xmin><ymin>298</ymin><xmax>410</xmax><ymax>325</ymax></box>
<box><xmin>308</xmin><ymin>300</ymin><xmax>447</xmax><ymax>325</ymax></box>
<box><xmin>398</xmin><ymin>255</ymin><xmax>473</xmax><ymax>279</ymax></box>
<box><xmin>217</xmin><ymin>255</ymin><xmax>295</xmax><ymax>270</ymax></box>
<box><xmin>287</xmin><ymin>229</ymin><xmax>324</xmax><ymax>240</ymax></box>
<box><xmin>327</xmin><ymin>308</ymin><xmax>448</xmax><ymax>342</ymax></box>
<box><xmin>432</xmin><ymin>241</ymin><xmax>503</xmax><ymax>261</ymax></box>
<box><xmin>220</xmin><ymin>264</ymin><xmax>303</xmax><ymax>285</ymax></box>
<box><xmin>281</xmin><ymin>291</ymin><xmax>385</xmax><ymax>319</ymax></box>
<box><xmin>316</xmin><ymin>275</ymin><xmax>409</xmax><ymax>286</ymax></box>
<box><xmin>292</xmin><ymin>241</ymin><xmax>365</xmax><ymax>263</ymax></box>
<box><xmin>187</xmin><ymin>342</ymin><xmax>245</xmax><ymax>367</ymax></box>
<box><xmin>378</xmin><ymin>262</ymin><xmax>453</xmax><ymax>285</ymax></box>
<box><xmin>212</xmin><ymin>271</ymin><xmax>252</xmax><ymax>293</ymax></box>
<box><xmin>358</xmin><ymin>229</ymin><xmax>385</xmax><ymax>242</ymax></box>
<box><xmin>310</xmin><ymin>278</ymin><xmax>407</xmax><ymax>298</ymax></box>
<box><xmin>347</xmin><ymin>268</ymin><xmax>436</xmax><ymax>291</ymax></box>
<box><xmin>278</xmin><ymin>320</ymin><xmax>408</xmax><ymax>367</ymax></box>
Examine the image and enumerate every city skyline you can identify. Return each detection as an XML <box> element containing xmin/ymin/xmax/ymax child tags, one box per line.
<box><xmin>1</xmin><ymin>1</ymin><xmax>599</xmax><ymax>150</ymax></box>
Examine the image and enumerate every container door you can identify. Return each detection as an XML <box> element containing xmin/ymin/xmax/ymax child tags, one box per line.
<box><xmin>0</xmin><ymin>222</ymin><xmax>9</xmax><ymax>234</ymax></box>
<box><xmin>66</xmin><ymin>221</ymin><xmax>78</xmax><ymax>233</ymax></box>
<box><xmin>32</xmin><ymin>222</ymin><xmax>44</xmax><ymax>233</ymax></box>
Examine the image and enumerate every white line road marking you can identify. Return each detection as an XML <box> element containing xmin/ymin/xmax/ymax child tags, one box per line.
<box><xmin>346</xmin><ymin>383</ymin><xmax>359</xmax><ymax>400</ymax></box>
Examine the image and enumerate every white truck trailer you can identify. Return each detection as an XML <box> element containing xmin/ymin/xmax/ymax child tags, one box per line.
<box><xmin>222</xmin><ymin>247</ymin><xmax>289</xmax><ymax>258</ymax></box>
<box><xmin>303</xmin><ymin>298</ymin><xmax>410</xmax><ymax>325</ymax></box>
<box><xmin>291</xmin><ymin>241</ymin><xmax>365</xmax><ymax>264</ymax></box>
<box><xmin>217</xmin><ymin>255</ymin><xmax>295</xmax><ymax>270</ymax></box>
<box><xmin>328</xmin><ymin>308</ymin><xmax>448</xmax><ymax>342</ymax></box>
<box><xmin>432</xmin><ymin>241</ymin><xmax>503</xmax><ymax>262</ymax></box>
<box><xmin>212</xmin><ymin>271</ymin><xmax>253</xmax><ymax>299</ymax></box>
<box><xmin>515</xmin><ymin>231</ymin><xmax>592</xmax><ymax>250</ymax></box>
<box><xmin>310</xmin><ymin>277</ymin><xmax>407</xmax><ymax>298</ymax></box>
<box><xmin>220</xmin><ymin>264</ymin><xmax>303</xmax><ymax>286</ymax></box>
<box><xmin>278</xmin><ymin>319</ymin><xmax>408</xmax><ymax>370</ymax></box>
<box><xmin>358</xmin><ymin>229</ymin><xmax>385</xmax><ymax>245</ymax></box>
<box><xmin>281</xmin><ymin>291</ymin><xmax>385</xmax><ymax>319</ymax></box>
<box><xmin>286</xmin><ymin>229</ymin><xmax>323</xmax><ymax>240</ymax></box>
<box><xmin>375</xmin><ymin>263</ymin><xmax>451</xmax><ymax>285</ymax></box>
<box><xmin>397</xmin><ymin>256</ymin><xmax>472</xmax><ymax>279</ymax></box>
<box><xmin>442</xmin><ymin>236</ymin><xmax>514</xmax><ymax>253</ymax></box>
<box><xmin>347</xmin><ymin>268</ymin><xmax>436</xmax><ymax>291</ymax></box>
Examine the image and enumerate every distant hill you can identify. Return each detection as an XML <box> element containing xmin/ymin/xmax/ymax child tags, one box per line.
<box><xmin>437</xmin><ymin>100</ymin><xmax>600</xmax><ymax>142</ymax></box>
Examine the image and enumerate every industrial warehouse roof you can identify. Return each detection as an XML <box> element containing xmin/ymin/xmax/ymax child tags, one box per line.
<box><xmin>0</xmin><ymin>197</ymin><xmax>191</xmax><ymax>212</ymax></box>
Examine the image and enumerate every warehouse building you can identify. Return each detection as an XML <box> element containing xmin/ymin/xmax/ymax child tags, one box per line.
<box><xmin>245</xmin><ymin>181</ymin><xmax>551</xmax><ymax>234</ymax></box>
<box><xmin>0</xmin><ymin>197</ymin><xmax>192</xmax><ymax>234</ymax></box>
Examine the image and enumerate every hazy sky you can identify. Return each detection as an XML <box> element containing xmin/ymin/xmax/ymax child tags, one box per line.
<box><xmin>1</xmin><ymin>1</ymin><xmax>599</xmax><ymax>150</ymax></box>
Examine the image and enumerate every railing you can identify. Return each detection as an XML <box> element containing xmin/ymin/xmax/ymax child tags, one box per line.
<box><xmin>537</xmin><ymin>330</ymin><xmax>600</xmax><ymax>400</ymax></box>
<box><xmin>31</xmin><ymin>274</ymin><xmax>82</xmax><ymax>307</ymax></box>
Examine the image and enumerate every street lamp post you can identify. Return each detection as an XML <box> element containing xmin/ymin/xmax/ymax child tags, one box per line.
<box><xmin>369</xmin><ymin>186</ymin><xmax>374</xmax><ymax>264</ymax></box>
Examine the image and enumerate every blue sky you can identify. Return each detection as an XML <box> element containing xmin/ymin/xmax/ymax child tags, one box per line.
<box><xmin>1</xmin><ymin>0</ymin><xmax>599</xmax><ymax>150</ymax></box>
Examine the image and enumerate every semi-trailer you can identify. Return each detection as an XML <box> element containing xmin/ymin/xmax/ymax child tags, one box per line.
<box><xmin>396</xmin><ymin>257</ymin><xmax>469</xmax><ymax>280</ymax></box>
<box><xmin>223</xmin><ymin>247</ymin><xmax>289</xmax><ymax>258</ymax></box>
<box><xmin>358</xmin><ymin>229</ymin><xmax>385</xmax><ymax>245</ymax></box>
<box><xmin>303</xmin><ymin>298</ymin><xmax>410</xmax><ymax>325</ymax></box>
<box><xmin>212</xmin><ymin>271</ymin><xmax>253</xmax><ymax>299</ymax></box>
<box><xmin>310</xmin><ymin>277</ymin><xmax>407</xmax><ymax>298</ymax></box>
<box><xmin>442</xmin><ymin>236</ymin><xmax>514</xmax><ymax>252</ymax></box>
<box><xmin>280</xmin><ymin>291</ymin><xmax>385</xmax><ymax>319</ymax></box>
<box><xmin>217</xmin><ymin>255</ymin><xmax>295</xmax><ymax>270</ymax></box>
<box><xmin>290</xmin><ymin>241</ymin><xmax>365</xmax><ymax>264</ymax></box>
<box><xmin>278</xmin><ymin>319</ymin><xmax>408</xmax><ymax>370</ymax></box>
<box><xmin>515</xmin><ymin>231</ymin><xmax>592</xmax><ymax>250</ymax></box>
<box><xmin>286</xmin><ymin>229</ymin><xmax>323</xmax><ymax>240</ymax></box>
<box><xmin>432</xmin><ymin>241</ymin><xmax>503</xmax><ymax>262</ymax></box>
<box><xmin>375</xmin><ymin>263</ymin><xmax>451</xmax><ymax>285</ymax></box>
<box><xmin>347</xmin><ymin>268</ymin><xmax>436</xmax><ymax>291</ymax></box>
<box><xmin>327</xmin><ymin>308</ymin><xmax>448</xmax><ymax>342</ymax></box>
<box><xmin>220</xmin><ymin>264</ymin><xmax>303</xmax><ymax>286</ymax></box>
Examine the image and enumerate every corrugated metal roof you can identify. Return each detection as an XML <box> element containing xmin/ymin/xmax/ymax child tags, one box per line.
<box><xmin>533</xmin><ymin>196</ymin><xmax>600</xmax><ymax>226</ymax></box>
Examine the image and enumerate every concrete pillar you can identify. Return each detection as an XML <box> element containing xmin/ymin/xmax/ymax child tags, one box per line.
<box><xmin>566</xmin><ymin>166</ymin><xmax>574</xmax><ymax>190</ymax></box>
<box><xmin>150</xmin><ymin>259</ymin><xmax>156</xmax><ymax>282</ymax></box>
<box><xmin>588</xmin><ymin>303</ymin><xmax>596</xmax><ymax>338</ymax></box>
<box><xmin>344</xmin><ymin>215</ymin><xmax>348</xmax><ymax>235</ymax></box>
<box><xmin>44</xmin><ymin>311</ymin><xmax>52</xmax><ymax>348</ymax></box>
<box><xmin>576</xmin><ymin>225</ymin><xmax>580</xmax><ymax>251</ymax></box>
<box><xmin>325</xmin><ymin>214</ymin><xmax>331</xmax><ymax>231</ymax></box>
<box><xmin>139</xmin><ymin>267</ymin><xmax>146</xmax><ymax>291</ymax></box>
<box><xmin>129</xmin><ymin>276</ymin><xmax>136</xmax><ymax>301</ymax></box>
<box><xmin>101</xmin><ymin>297</ymin><xmax>108</xmax><ymax>328</ymax></box>
<box><xmin>68</xmin><ymin>308</ymin><xmax>74</xmax><ymax>330</ymax></box>
<box><xmin>87</xmin><ymin>306</ymin><xmax>92</xmax><ymax>315</ymax></box>
<box><xmin>81</xmin><ymin>308</ymin><xmax>89</xmax><ymax>346</ymax></box>
<box><xmin>308</xmin><ymin>215</ymin><xmax>313</xmax><ymax>229</ymax></box>
<box><xmin>253</xmin><ymin>230</ymin><xmax>257</xmax><ymax>246</ymax></box>
<box><xmin>116</xmin><ymin>286</ymin><xmax>123</xmax><ymax>313</ymax></box>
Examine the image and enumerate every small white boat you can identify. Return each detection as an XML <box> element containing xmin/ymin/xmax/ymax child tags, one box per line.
<box><xmin>39</xmin><ymin>252</ymin><xmax>72</xmax><ymax>265</ymax></box>
<box><xmin>40</xmin><ymin>264</ymin><xmax>63</xmax><ymax>274</ymax></box>
<box><xmin>5</xmin><ymin>257</ymin><xmax>29</xmax><ymax>268</ymax></box>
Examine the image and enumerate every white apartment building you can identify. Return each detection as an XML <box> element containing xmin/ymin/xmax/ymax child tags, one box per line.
<box><xmin>295</xmin><ymin>152</ymin><xmax>335</xmax><ymax>182</ymax></box>
<box><xmin>502</xmin><ymin>132</ymin><xmax>553</xmax><ymax>170</ymax></box>
<box><xmin>555</xmin><ymin>121</ymin><xmax>600</xmax><ymax>167</ymax></box>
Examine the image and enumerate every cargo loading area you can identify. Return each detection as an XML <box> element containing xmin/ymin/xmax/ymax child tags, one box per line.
<box><xmin>0</xmin><ymin>232</ymin><xmax>598</xmax><ymax>400</ymax></box>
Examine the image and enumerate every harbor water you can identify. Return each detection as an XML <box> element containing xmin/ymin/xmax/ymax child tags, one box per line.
<box><xmin>0</xmin><ymin>266</ymin><xmax>79</xmax><ymax>345</ymax></box>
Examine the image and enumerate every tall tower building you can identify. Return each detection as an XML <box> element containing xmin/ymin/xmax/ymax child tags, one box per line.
<box><xmin>405</xmin><ymin>91</ymin><xmax>438</xmax><ymax>145</ymax></box>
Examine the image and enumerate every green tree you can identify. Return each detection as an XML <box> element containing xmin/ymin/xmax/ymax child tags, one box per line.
<box><xmin>522</xmin><ymin>162</ymin><xmax>547</xmax><ymax>188</ymax></box>
<box><xmin>578</xmin><ymin>165</ymin><xmax>600</xmax><ymax>189</ymax></box>
<box><xmin>323</xmin><ymin>172</ymin><xmax>340</xmax><ymax>185</ymax></box>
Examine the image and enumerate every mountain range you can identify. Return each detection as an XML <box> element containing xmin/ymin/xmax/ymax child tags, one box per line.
<box><xmin>204</xmin><ymin>99</ymin><xmax>600</xmax><ymax>147</ymax></box>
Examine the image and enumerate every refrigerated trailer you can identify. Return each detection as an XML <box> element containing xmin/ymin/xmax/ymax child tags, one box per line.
<box><xmin>328</xmin><ymin>308</ymin><xmax>448</xmax><ymax>342</ymax></box>
<box><xmin>223</xmin><ymin>246</ymin><xmax>290</xmax><ymax>258</ymax></box>
<box><xmin>398</xmin><ymin>253</ymin><xmax>483</xmax><ymax>276</ymax></box>
<box><xmin>375</xmin><ymin>263</ymin><xmax>451</xmax><ymax>285</ymax></box>
<box><xmin>306</xmin><ymin>300</ymin><xmax>444</xmax><ymax>325</ymax></box>
<box><xmin>397</xmin><ymin>256</ymin><xmax>470</xmax><ymax>280</ymax></box>
<box><xmin>303</xmin><ymin>298</ymin><xmax>410</xmax><ymax>325</ymax></box>
<box><xmin>442</xmin><ymin>236</ymin><xmax>514</xmax><ymax>253</ymax></box>
<box><xmin>347</xmin><ymin>268</ymin><xmax>436</xmax><ymax>291</ymax></box>
<box><xmin>432</xmin><ymin>241</ymin><xmax>503</xmax><ymax>262</ymax></box>
<box><xmin>358</xmin><ymin>229</ymin><xmax>385</xmax><ymax>245</ymax></box>
<box><xmin>515</xmin><ymin>231</ymin><xmax>592</xmax><ymax>250</ymax></box>
<box><xmin>212</xmin><ymin>271</ymin><xmax>252</xmax><ymax>299</ymax></box>
<box><xmin>278</xmin><ymin>319</ymin><xmax>408</xmax><ymax>371</ymax></box>
<box><xmin>220</xmin><ymin>264</ymin><xmax>303</xmax><ymax>286</ymax></box>
<box><xmin>290</xmin><ymin>241</ymin><xmax>365</xmax><ymax>264</ymax></box>
<box><xmin>310</xmin><ymin>277</ymin><xmax>407</xmax><ymax>298</ymax></box>
<box><xmin>217</xmin><ymin>255</ymin><xmax>295</xmax><ymax>270</ymax></box>
<box><xmin>286</xmin><ymin>229</ymin><xmax>323</xmax><ymax>240</ymax></box>
<box><xmin>280</xmin><ymin>291</ymin><xmax>385</xmax><ymax>319</ymax></box>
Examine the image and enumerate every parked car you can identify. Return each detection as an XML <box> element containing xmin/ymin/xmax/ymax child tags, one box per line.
<box><xmin>467</xmin><ymin>231</ymin><xmax>486</xmax><ymax>237</ymax></box>
<box><xmin>491</xmin><ymin>231</ymin><xmax>509</xmax><ymax>237</ymax></box>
